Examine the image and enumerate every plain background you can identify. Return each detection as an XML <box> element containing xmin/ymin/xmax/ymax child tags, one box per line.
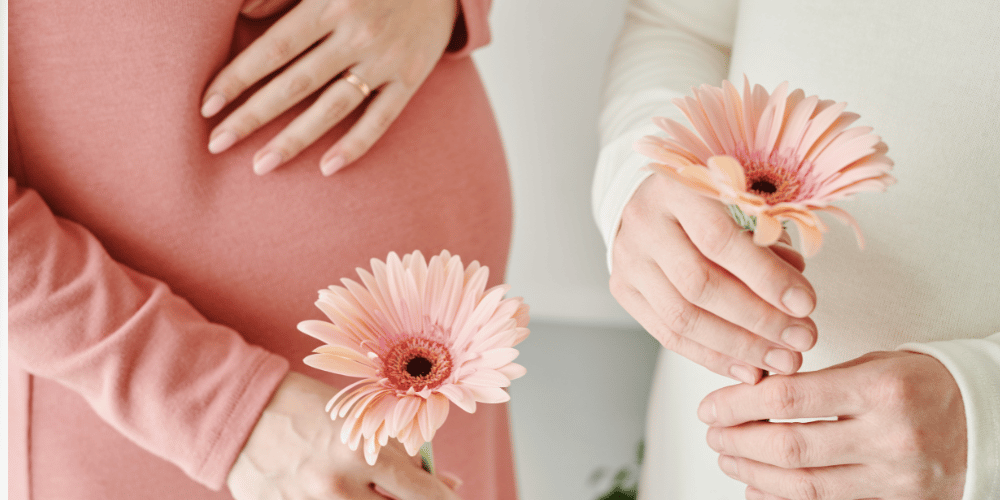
<box><xmin>473</xmin><ymin>1</ymin><xmax>663</xmax><ymax>499</ymax></box>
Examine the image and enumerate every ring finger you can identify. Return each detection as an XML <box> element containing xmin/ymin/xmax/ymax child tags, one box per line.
<box><xmin>250</xmin><ymin>65</ymin><xmax>381</xmax><ymax>174</ymax></box>
<box><xmin>208</xmin><ymin>36</ymin><xmax>356</xmax><ymax>156</ymax></box>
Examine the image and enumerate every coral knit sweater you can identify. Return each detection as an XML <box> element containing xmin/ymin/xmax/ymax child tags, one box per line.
<box><xmin>593</xmin><ymin>0</ymin><xmax>1000</xmax><ymax>498</ymax></box>
<box><xmin>8</xmin><ymin>1</ymin><xmax>517</xmax><ymax>499</ymax></box>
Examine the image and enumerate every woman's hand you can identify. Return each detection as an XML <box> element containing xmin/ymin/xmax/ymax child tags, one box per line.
<box><xmin>610</xmin><ymin>174</ymin><xmax>817</xmax><ymax>384</ymax></box>
<box><xmin>202</xmin><ymin>0</ymin><xmax>459</xmax><ymax>176</ymax></box>
<box><xmin>700</xmin><ymin>351</ymin><xmax>967</xmax><ymax>500</ymax></box>
<box><xmin>227</xmin><ymin>372</ymin><xmax>460</xmax><ymax>500</ymax></box>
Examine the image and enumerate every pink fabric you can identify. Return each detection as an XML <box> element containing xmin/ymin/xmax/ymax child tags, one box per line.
<box><xmin>7</xmin><ymin>0</ymin><xmax>515</xmax><ymax>499</ymax></box>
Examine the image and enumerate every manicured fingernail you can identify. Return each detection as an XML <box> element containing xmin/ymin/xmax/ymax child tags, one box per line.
<box><xmin>321</xmin><ymin>155</ymin><xmax>346</xmax><ymax>176</ymax></box>
<box><xmin>730</xmin><ymin>365</ymin><xmax>757</xmax><ymax>385</ymax></box>
<box><xmin>253</xmin><ymin>151</ymin><xmax>282</xmax><ymax>175</ymax></box>
<box><xmin>782</xmin><ymin>325</ymin><xmax>814</xmax><ymax>351</ymax></box>
<box><xmin>706</xmin><ymin>428</ymin><xmax>723</xmax><ymax>452</ymax></box>
<box><xmin>782</xmin><ymin>286</ymin><xmax>815</xmax><ymax>317</ymax></box>
<box><xmin>765</xmin><ymin>349</ymin><xmax>795</xmax><ymax>374</ymax></box>
<box><xmin>718</xmin><ymin>455</ymin><xmax>738</xmax><ymax>476</ymax></box>
<box><xmin>208</xmin><ymin>130</ymin><xmax>237</xmax><ymax>154</ymax></box>
<box><xmin>698</xmin><ymin>398</ymin><xmax>717</xmax><ymax>424</ymax></box>
<box><xmin>201</xmin><ymin>94</ymin><xmax>226</xmax><ymax>118</ymax></box>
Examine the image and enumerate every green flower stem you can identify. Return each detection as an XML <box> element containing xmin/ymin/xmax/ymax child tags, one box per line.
<box><xmin>419</xmin><ymin>442</ymin><xmax>435</xmax><ymax>475</ymax></box>
<box><xmin>726</xmin><ymin>204</ymin><xmax>758</xmax><ymax>232</ymax></box>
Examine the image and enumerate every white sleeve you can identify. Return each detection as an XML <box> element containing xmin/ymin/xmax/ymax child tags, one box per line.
<box><xmin>592</xmin><ymin>0</ymin><xmax>739</xmax><ymax>272</ymax></box>
<box><xmin>897</xmin><ymin>332</ymin><xmax>1000</xmax><ymax>499</ymax></box>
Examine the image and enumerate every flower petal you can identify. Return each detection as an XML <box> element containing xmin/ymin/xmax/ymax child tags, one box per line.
<box><xmin>304</xmin><ymin>353</ymin><xmax>378</xmax><ymax>378</ymax></box>
<box><xmin>438</xmin><ymin>384</ymin><xmax>477</xmax><ymax>413</ymax></box>
<box><xmin>497</xmin><ymin>363</ymin><xmax>527</xmax><ymax>380</ymax></box>
<box><xmin>753</xmin><ymin>212</ymin><xmax>783</xmax><ymax>246</ymax></box>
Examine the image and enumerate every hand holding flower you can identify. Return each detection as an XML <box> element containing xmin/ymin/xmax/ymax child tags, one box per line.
<box><xmin>699</xmin><ymin>351</ymin><xmax>967</xmax><ymax>500</ymax></box>
<box><xmin>227</xmin><ymin>372</ymin><xmax>460</xmax><ymax>500</ymax></box>
<box><xmin>612</xmin><ymin>173</ymin><xmax>817</xmax><ymax>385</ymax></box>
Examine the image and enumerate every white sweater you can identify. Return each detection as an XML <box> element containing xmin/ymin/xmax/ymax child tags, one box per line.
<box><xmin>593</xmin><ymin>0</ymin><xmax>1000</xmax><ymax>498</ymax></box>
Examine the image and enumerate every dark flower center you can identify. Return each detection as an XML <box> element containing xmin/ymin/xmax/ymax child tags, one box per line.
<box><xmin>405</xmin><ymin>356</ymin><xmax>433</xmax><ymax>377</ymax></box>
<box><xmin>383</xmin><ymin>337</ymin><xmax>453</xmax><ymax>392</ymax></box>
<box><xmin>749</xmin><ymin>180</ymin><xmax>778</xmax><ymax>194</ymax></box>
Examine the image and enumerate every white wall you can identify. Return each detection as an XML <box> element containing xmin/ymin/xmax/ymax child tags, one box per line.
<box><xmin>473</xmin><ymin>0</ymin><xmax>636</xmax><ymax>327</ymax></box>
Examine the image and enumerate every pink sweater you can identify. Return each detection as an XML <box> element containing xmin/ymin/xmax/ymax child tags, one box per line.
<box><xmin>7</xmin><ymin>1</ymin><xmax>515</xmax><ymax>499</ymax></box>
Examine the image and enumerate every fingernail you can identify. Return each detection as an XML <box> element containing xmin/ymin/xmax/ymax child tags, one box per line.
<box><xmin>201</xmin><ymin>94</ymin><xmax>226</xmax><ymax>117</ymax></box>
<box><xmin>718</xmin><ymin>455</ymin><xmax>738</xmax><ymax>476</ymax></box>
<box><xmin>706</xmin><ymin>428</ymin><xmax>723</xmax><ymax>452</ymax></box>
<box><xmin>765</xmin><ymin>349</ymin><xmax>795</xmax><ymax>374</ymax></box>
<box><xmin>321</xmin><ymin>155</ymin><xmax>346</xmax><ymax>176</ymax></box>
<box><xmin>782</xmin><ymin>286</ymin><xmax>815</xmax><ymax>317</ymax></box>
<box><xmin>253</xmin><ymin>151</ymin><xmax>282</xmax><ymax>175</ymax></box>
<box><xmin>208</xmin><ymin>130</ymin><xmax>237</xmax><ymax>154</ymax></box>
<box><xmin>729</xmin><ymin>365</ymin><xmax>757</xmax><ymax>385</ymax></box>
<box><xmin>698</xmin><ymin>398</ymin><xmax>717</xmax><ymax>425</ymax></box>
<box><xmin>782</xmin><ymin>325</ymin><xmax>814</xmax><ymax>351</ymax></box>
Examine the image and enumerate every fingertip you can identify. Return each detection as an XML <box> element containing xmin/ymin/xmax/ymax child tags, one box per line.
<box><xmin>201</xmin><ymin>94</ymin><xmax>226</xmax><ymax>118</ymax></box>
<box><xmin>781</xmin><ymin>286</ymin><xmax>815</xmax><ymax>317</ymax></box>
<box><xmin>320</xmin><ymin>154</ymin><xmax>346</xmax><ymax>176</ymax></box>
<box><xmin>253</xmin><ymin>151</ymin><xmax>283</xmax><ymax>175</ymax></box>
<box><xmin>729</xmin><ymin>365</ymin><xmax>759</xmax><ymax>385</ymax></box>
<box><xmin>208</xmin><ymin>130</ymin><xmax>237</xmax><ymax>154</ymax></box>
<box><xmin>697</xmin><ymin>397</ymin><xmax>717</xmax><ymax>425</ymax></box>
<box><xmin>781</xmin><ymin>325</ymin><xmax>816</xmax><ymax>351</ymax></box>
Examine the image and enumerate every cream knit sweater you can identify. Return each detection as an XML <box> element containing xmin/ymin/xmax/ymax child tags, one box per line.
<box><xmin>593</xmin><ymin>0</ymin><xmax>1000</xmax><ymax>497</ymax></box>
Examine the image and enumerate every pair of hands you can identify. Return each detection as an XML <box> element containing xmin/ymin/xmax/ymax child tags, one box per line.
<box><xmin>228</xmin><ymin>372</ymin><xmax>460</xmax><ymax>500</ymax></box>
<box><xmin>203</xmin><ymin>0</ymin><xmax>459</xmax><ymax>175</ymax></box>
<box><xmin>613</xmin><ymin>174</ymin><xmax>967</xmax><ymax>498</ymax></box>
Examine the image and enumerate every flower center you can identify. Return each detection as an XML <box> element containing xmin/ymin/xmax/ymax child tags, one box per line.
<box><xmin>737</xmin><ymin>152</ymin><xmax>803</xmax><ymax>205</ymax></box>
<box><xmin>384</xmin><ymin>337</ymin><xmax>453</xmax><ymax>392</ymax></box>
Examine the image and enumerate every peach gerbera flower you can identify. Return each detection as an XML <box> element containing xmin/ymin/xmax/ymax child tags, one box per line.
<box><xmin>636</xmin><ymin>78</ymin><xmax>895</xmax><ymax>256</ymax></box>
<box><xmin>299</xmin><ymin>250</ymin><xmax>529</xmax><ymax>465</ymax></box>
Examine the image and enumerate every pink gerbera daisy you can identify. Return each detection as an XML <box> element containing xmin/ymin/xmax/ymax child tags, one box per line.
<box><xmin>636</xmin><ymin>78</ymin><xmax>895</xmax><ymax>256</ymax></box>
<box><xmin>299</xmin><ymin>250</ymin><xmax>530</xmax><ymax>465</ymax></box>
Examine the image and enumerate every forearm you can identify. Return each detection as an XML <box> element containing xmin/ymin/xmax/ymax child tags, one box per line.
<box><xmin>8</xmin><ymin>179</ymin><xmax>289</xmax><ymax>488</ymax></box>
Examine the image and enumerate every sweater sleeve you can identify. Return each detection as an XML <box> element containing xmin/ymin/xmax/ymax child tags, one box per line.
<box><xmin>445</xmin><ymin>0</ymin><xmax>493</xmax><ymax>58</ymax></box>
<box><xmin>897</xmin><ymin>333</ymin><xmax>1000</xmax><ymax>499</ymax></box>
<box><xmin>7</xmin><ymin>176</ymin><xmax>290</xmax><ymax>489</ymax></box>
<box><xmin>592</xmin><ymin>0</ymin><xmax>737</xmax><ymax>272</ymax></box>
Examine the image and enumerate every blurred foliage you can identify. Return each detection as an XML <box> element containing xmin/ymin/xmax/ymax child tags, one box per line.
<box><xmin>590</xmin><ymin>440</ymin><xmax>644</xmax><ymax>500</ymax></box>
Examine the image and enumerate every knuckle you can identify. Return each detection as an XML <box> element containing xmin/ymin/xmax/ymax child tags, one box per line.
<box><xmin>285</xmin><ymin>73</ymin><xmax>313</xmax><ymax>100</ymax></box>
<box><xmin>373</xmin><ymin>110</ymin><xmax>397</xmax><ymax>134</ymax></box>
<box><xmin>790</xmin><ymin>472</ymin><xmax>823</xmax><ymax>500</ymax></box>
<box><xmin>348</xmin><ymin>25</ymin><xmax>377</xmax><ymax>51</ymax></box>
<box><xmin>236</xmin><ymin>113</ymin><xmax>262</xmax><ymax>135</ymax></box>
<box><xmin>774</xmin><ymin>428</ymin><xmax>809</xmax><ymax>468</ymax></box>
<box><xmin>660</xmin><ymin>299</ymin><xmax>699</xmax><ymax>338</ymax></box>
<box><xmin>608</xmin><ymin>274</ymin><xmax>630</xmax><ymax>301</ymax></box>
<box><xmin>873</xmin><ymin>369</ymin><xmax>915</xmax><ymax>409</ymax></box>
<box><xmin>692</xmin><ymin>211</ymin><xmax>738</xmax><ymax>259</ymax></box>
<box><xmin>763</xmin><ymin>379</ymin><xmax>800</xmax><ymax>417</ymax></box>
<box><xmin>280</xmin><ymin>136</ymin><xmax>306</xmax><ymax>156</ymax></box>
<box><xmin>265</xmin><ymin>36</ymin><xmax>295</xmax><ymax>65</ymax></box>
<box><xmin>322</xmin><ymin>98</ymin><xmax>352</xmax><ymax>124</ymax></box>
<box><xmin>672</xmin><ymin>256</ymin><xmax>715</xmax><ymax>304</ymax></box>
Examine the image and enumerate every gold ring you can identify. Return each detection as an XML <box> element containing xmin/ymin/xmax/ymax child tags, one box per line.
<box><xmin>344</xmin><ymin>71</ymin><xmax>371</xmax><ymax>97</ymax></box>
